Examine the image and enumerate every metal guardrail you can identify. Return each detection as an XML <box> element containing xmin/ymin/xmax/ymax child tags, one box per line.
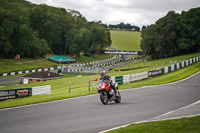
<box><xmin>63</xmin><ymin>56</ymin><xmax>122</xmax><ymax>73</ymax></box>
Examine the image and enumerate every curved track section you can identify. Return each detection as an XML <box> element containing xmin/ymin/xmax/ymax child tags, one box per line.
<box><xmin>0</xmin><ymin>73</ymin><xmax>200</xmax><ymax>133</ymax></box>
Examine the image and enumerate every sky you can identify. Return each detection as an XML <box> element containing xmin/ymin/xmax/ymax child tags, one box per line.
<box><xmin>26</xmin><ymin>0</ymin><xmax>200</xmax><ymax>28</ymax></box>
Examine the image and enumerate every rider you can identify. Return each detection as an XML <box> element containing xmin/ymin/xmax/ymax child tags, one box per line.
<box><xmin>100</xmin><ymin>70</ymin><xmax>117</xmax><ymax>94</ymax></box>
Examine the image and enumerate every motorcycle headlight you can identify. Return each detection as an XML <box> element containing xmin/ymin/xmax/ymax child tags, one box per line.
<box><xmin>101</xmin><ymin>85</ymin><xmax>105</xmax><ymax>89</ymax></box>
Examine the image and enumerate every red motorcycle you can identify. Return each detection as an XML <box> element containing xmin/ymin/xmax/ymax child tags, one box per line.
<box><xmin>97</xmin><ymin>80</ymin><xmax>121</xmax><ymax>105</ymax></box>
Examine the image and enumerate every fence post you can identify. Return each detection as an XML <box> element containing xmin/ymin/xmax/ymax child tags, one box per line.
<box><xmin>69</xmin><ymin>82</ymin><xmax>71</xmax><ymax>93</ymax></box>
<box><xmin>88</xmin><ymin>78</ymin><xmax>91</xmax><ymax>91</ymax></box>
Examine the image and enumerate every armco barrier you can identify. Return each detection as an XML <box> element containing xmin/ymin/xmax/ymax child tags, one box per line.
<box><xmin>111</xmin><ymin>72</ymin><xmax>148</xmax><ymax>85</ymax></box>
<box><xmin>69</xmin><ymin>56</ymin><xmax>200</xmax><ymax>92</ymax></box>
<box><xmin>0</xmin><ymin>66</ymin><xmax>58</xmax><ymax>77</ymax></box>
<box><xmin>106</xmin><ymin>57</ymin><xmax>200</xmax><ymax>86</ymax></box>
<box><xmin>152</xmin><ymin>56</ymin><xmax>200</xmax><ymax>76</ymax></box>
<box><xmin>0</xmin><ymin>85</ymin><xmax>51</xmax><ymax>101</ymax></box>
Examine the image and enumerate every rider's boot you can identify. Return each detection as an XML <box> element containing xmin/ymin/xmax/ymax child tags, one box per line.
<box><xmin>113</xmin><ymin>88</ymin><xmax>118</xmax><ymax>96</ymax></box>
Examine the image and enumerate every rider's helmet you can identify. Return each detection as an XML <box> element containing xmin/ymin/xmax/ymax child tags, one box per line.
<box><xmin>100</xmin><ymin>70</ymin><xmax>106</xmax><ymax>78</ymax></box>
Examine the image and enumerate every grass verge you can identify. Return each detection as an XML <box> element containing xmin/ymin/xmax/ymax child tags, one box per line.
<box><xmin>109</xmin><ymin>52</ymin><xmax>200</xmax><ymax>76</ymax></box>
<box><xmin>110</xmin><ymin>30</ymin><xmax>141</xmax><ymax>51</ymax></box>
<box><xmin>0</xmin><ymin>54</ymin><xmax>114</xmax><ymax>74</ymax></box>
<box><xmin>119</xmin><ymin>61</ymin><xmax>200</xmax><ymax>90</ymax></box>
<box><xmin>106</xmin><ymin>116</ymin><xmax>200</xmax><ymax>133</ymax></box>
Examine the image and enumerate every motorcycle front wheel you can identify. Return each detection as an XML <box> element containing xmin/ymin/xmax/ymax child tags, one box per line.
<box><xmin>100</xmin><ymin>91</ymin><xmax>108</xmax><ymax>105</ymax></box>
<box><xmin>114</xmin><ymin>91</ymin><xmax>121</xmax><ymax>103</ymax></box>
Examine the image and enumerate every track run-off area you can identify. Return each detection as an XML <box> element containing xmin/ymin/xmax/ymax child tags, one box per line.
<box><xmin>0</xmin><ymin>72</ymin><xmax>200</xmax><ymax>133</ymax></box>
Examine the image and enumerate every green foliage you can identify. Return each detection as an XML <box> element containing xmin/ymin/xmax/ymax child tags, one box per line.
<box><xmin>70</xmin><ymin>28</ymin><xmax>91</xmax><ymax>57</ymax></box>
<box><xmin>178</xmin><ymin>8</ymin><xmax>200</xmax><ymax>53</ymax></box>
<box><xmin>141</xmin><ymin>25</ymin><xmax>156</xmax><ymax>58</ymax></box>
<box><xmin>141</xmin><ymin>25</ymin><xmax>147</xmax><ymax>30</ymax></box>
<box><xmin>90</xmin><ymin>22</ymin><xmax>111</xmax><ymax>50</ymax></box>
<box><xmin>154</xmin><ymin>11</ymin><xmax>180</xmax><ymax>58</ymax></box>
<box><xmin>0</xmin><ymin>0</ymin><xmax>111</xmax><ymax>58</ymax></box>
<box><xmin>109</xmin><ymin>23</ymin><xmax>140</xmax><ymax>31</ymax></box>
<box><xmin>141</xmin><ymin>8</ymin><xmax>200</xmax><ymax>59</ymax></box>
<box><xmin>0</xmin><ymin>0</ymin><xmax>50</xmax><ymax>57</ymax></box>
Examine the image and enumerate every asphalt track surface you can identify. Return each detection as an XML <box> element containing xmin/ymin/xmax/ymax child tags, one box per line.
<box><xmin>0</xmin><ymin>77</ymin><xmax>20</xmax><ymax>85</ymax></box>
<box><xmin>0</xmin><ymin>72</ymin><xmax>200</xmax><ymax>133</ymax></box>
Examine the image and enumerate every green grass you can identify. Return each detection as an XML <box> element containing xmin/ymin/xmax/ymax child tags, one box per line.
<box><xmin>119</xmin><ymin>61</ymin><xmax>200</xmax><ymax>89</ymax></box>
<box><xmin>107</xmin><ymin>116</ymin><xmax>200</xmax><ymax>133</ymax></box>
<box><xmin>0</xmin><ymin>58</ymin><xmax>58</xmax><ymax>73</ymax></box>
<box><xmin>110</xmin><ymin>30</ymin><xmax>141</xmax><ymax>51</ymax></box>
<box><xmin>76</xmin><ymin>54</ymin><xmax>114</xmax><ymax>64</ymax></box>
<box><xmin>0</xmin><ymin>54</ymin><xmax>114</xmax><ymax>73</ymax></box>
<box><xmin>109</xmin><ymin>52</ymin><xmax>200</xmax><ymax>77</ymax></box>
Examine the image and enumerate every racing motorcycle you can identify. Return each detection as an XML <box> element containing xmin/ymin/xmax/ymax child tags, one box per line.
<box><xmin>97</xmin><ymin>80</ymin><xmax>121</xmax><ymax>105</ymax></box>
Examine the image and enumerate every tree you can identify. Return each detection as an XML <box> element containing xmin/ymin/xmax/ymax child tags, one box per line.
<box><xmin>0</xmin><ymin>0</ymin><xmax>52</xmax><ymax>58</ymax></box>
<box><xmin>141</xmin><ymin>25</ymin><xmax>157</xmax><ymax>58</ymax></box>
<box><xmin>154</xmin><ymin>11</ymin><xmax>181</xmax><ymax>58</ymax></box>
<box><xmin>108</xmin><ymin>23</ymin><xmax>140</xmax><ymax>31</ymax></box>
<box><xmin>64</xmin><ymin>9</ymin><xmax>88</xmax><ymax>55</ymax></box>
<box><xmin>0</xmin><ymin>0</ymin><xmax>112</xmax><ymax>58</ymax></box>
<box><xmin>106</xmin><ymin>30</ymin><xmax>112</xmax><ymax>47</ymax></box>
<box><xmin>70</xmin><ymin>28</ymin><xmax>91</xmax><ymax>57</ymax></box>
<box><xmin>141</xmin><ymin>11</ymin><xmax>181</xmax><ymax>59</ymax></box>
<box><xmin>0</xmin><ymin>7</ymin><xmax>13</xmax><ymax>57</ymax></box>
<box><xmin>141</xmin><ymin>25</ymin><xmax>147</xmax><ymax>31</ymax></box>
<box><xmin>90</xmin><ymin>23</ymin><xmax>109</xmax><ymax>50</ymax></box>
<box><xmin>30</xmin><ymin>5</ymin><xmax>66</xmax><ymax>55</ymax></box>
<box><xmin>178</xmin><ymin>8</ymin><xmax>200</xmax><ymax>53</ymax></box>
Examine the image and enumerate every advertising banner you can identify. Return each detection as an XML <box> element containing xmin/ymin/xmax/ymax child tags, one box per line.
<box><xmin>123</xmin><ymin>75</ymin><xmax>130</xmax><ymax>84</ymax></box>
<box><xmin>148</xmin><ymin>70</ymin><xmax>161</xmax><ymax>77</ymax></box>
<box><xmin>129</xmin><ymin>72</ymin><xmax>148</xmax><ymax>82</ymax></box>
<box><xmin>104</xmin><ymin>51</ymin><xmax>138</xmax><ymax>55</ymax></box>
<box><xmin>0</xmin><ymin>88</ymin><xmax>32</xmax><ymax>101</ymax></box>
<box><xmin>91</xmin><ymin>50</ymin><xmax>144</xmax><ymax>55</ymax></box>
<box><xmin>115</xmin><ymin>76</ymin><xmax>123</xmax><ymax>85</ymax></box>
<box><xmin>16</xmin><ymin>88</ymin><xmax>32</xmax><ymax>98</ymax></box>
<box><xmin>0</xmin><ymin>90</ymin><xmax>16</xmax><ymax>101</ymax></box>
<box><xmin>32</xmin><ymin>85</ymin><xmax>51</xmax><ymax>96</ymax></box>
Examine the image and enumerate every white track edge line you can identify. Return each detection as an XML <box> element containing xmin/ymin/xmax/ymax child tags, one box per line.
<box><xmin>99</xmin><ymin>114</ymin><xmax>200</xmax><ymax>133</ymax></box>
<box><xmin>99</xmin><ymin>99</ymin><xmax>200</xmax><ymax>133</ymax></box>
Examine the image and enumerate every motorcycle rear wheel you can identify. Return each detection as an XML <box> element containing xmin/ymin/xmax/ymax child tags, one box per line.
<box><xmin>114</xmin><ymin>91</ymin><xmax>121</xmax><ymax>103</ymax></box>
<box><xmin>100</xmin><ymin>91</ymin><xmax>108</xmax><ymax>105</ymax></box>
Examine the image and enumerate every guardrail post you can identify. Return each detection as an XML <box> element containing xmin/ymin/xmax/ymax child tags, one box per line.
<box><xmin>88</xmin><ymin>78</ymin><xmax>91</xmax><ymax>91</ymax></box>
<box><xmin>69</xmin><ymin>82</ymin><xmax>71</xmax><ymax>93</ymax></box>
